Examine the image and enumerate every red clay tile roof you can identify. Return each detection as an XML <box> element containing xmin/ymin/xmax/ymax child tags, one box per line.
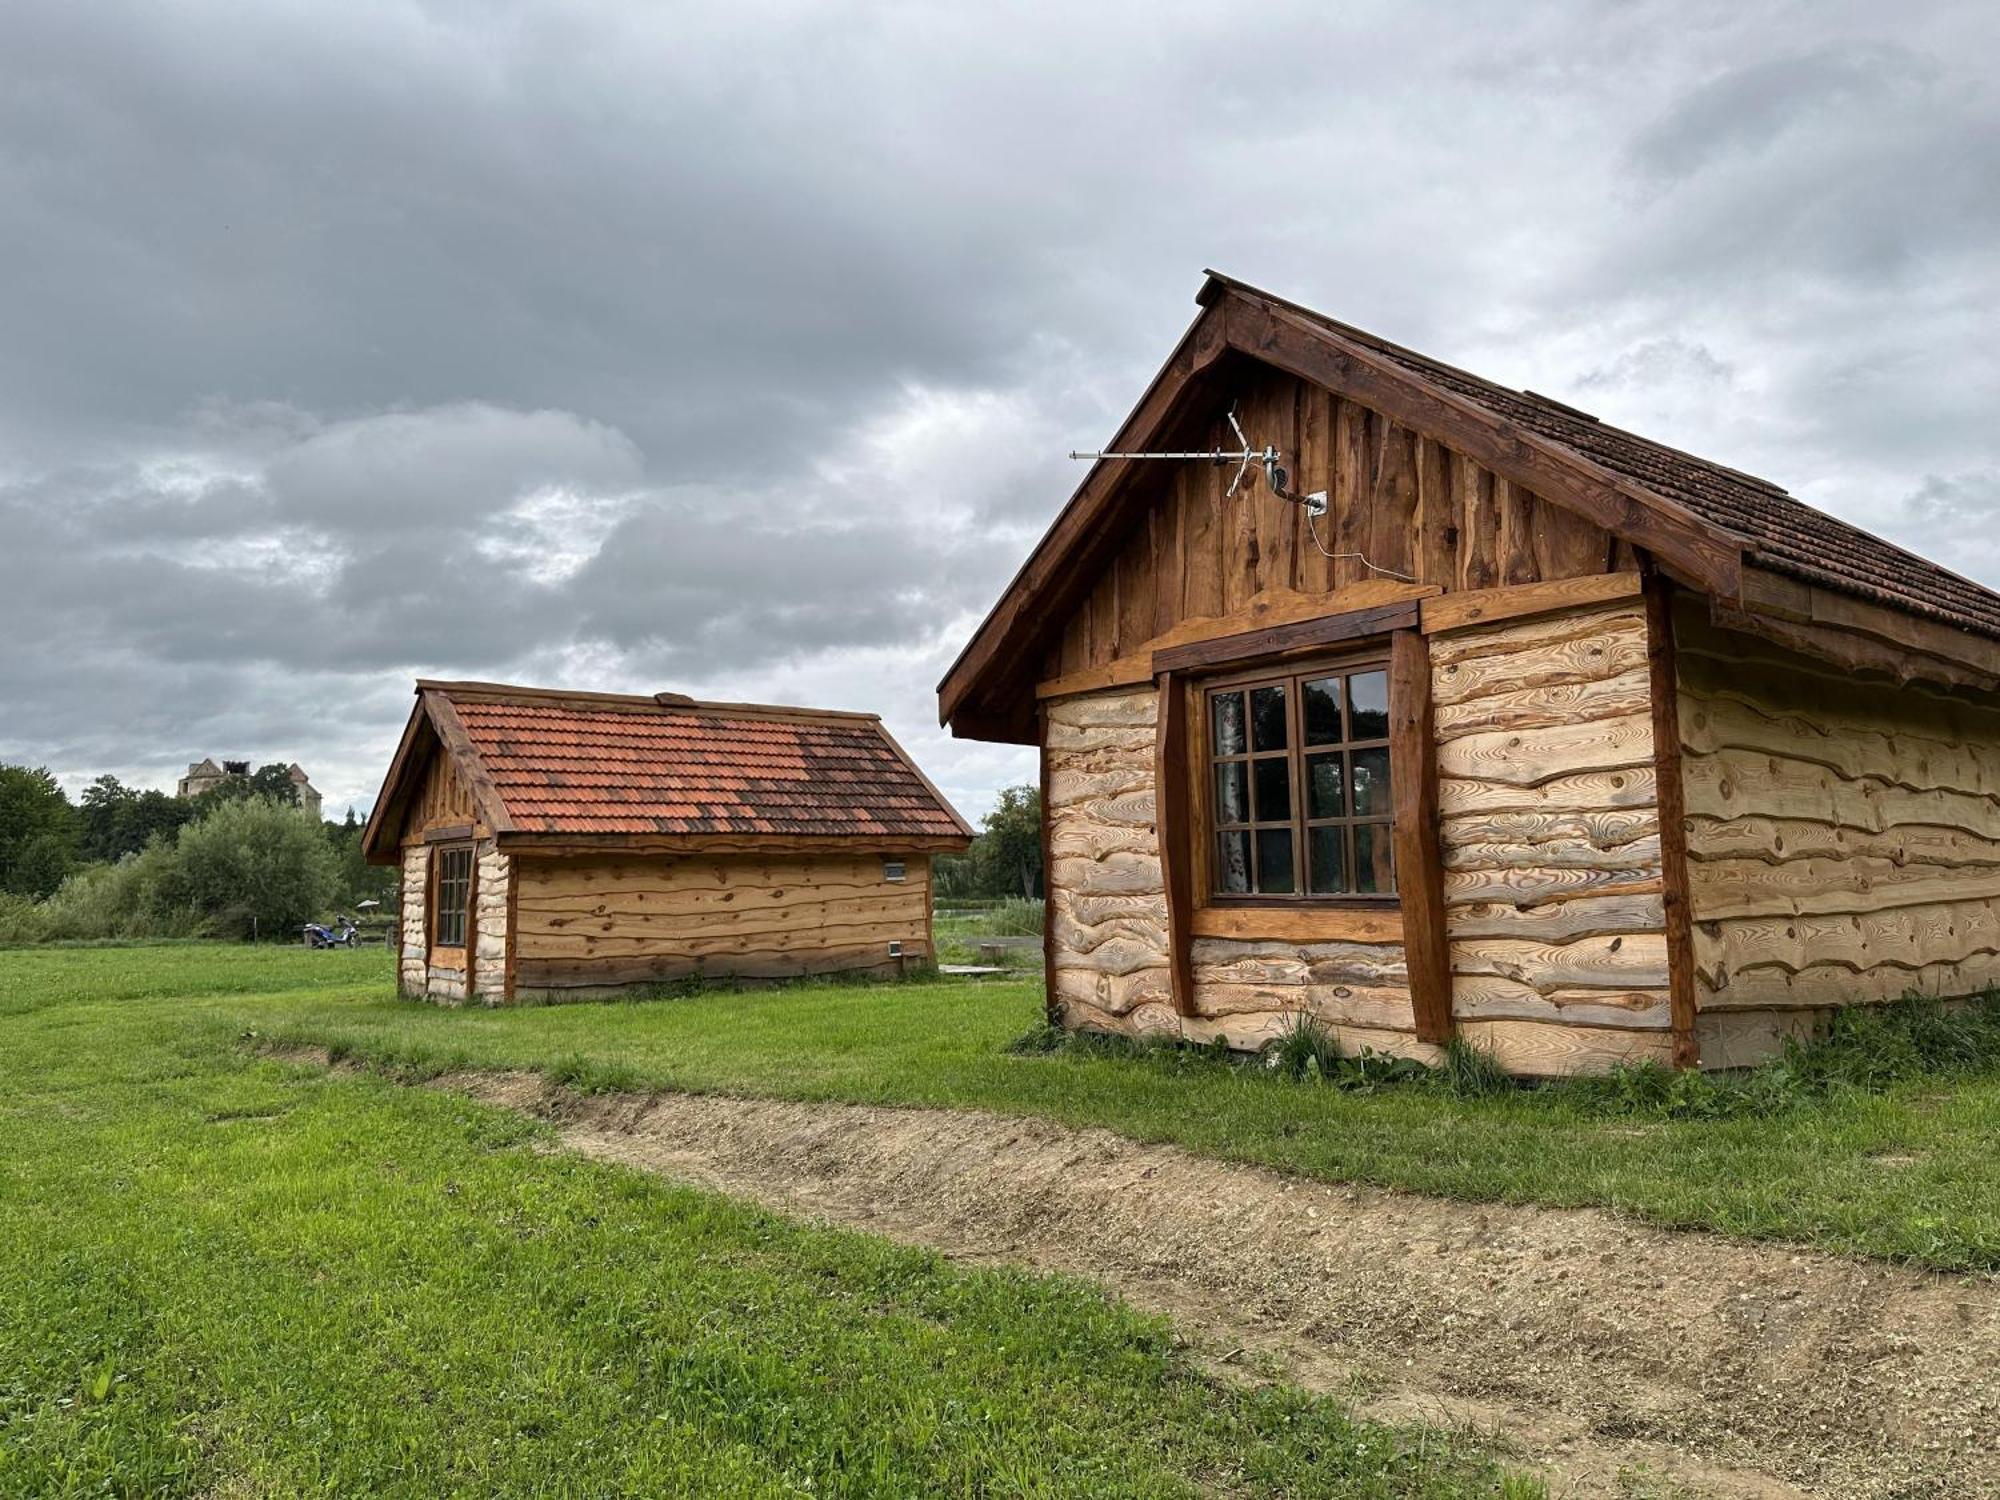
<box><xmin>430</xmin><ymin>683</ymin><xmax>969</xmax><ymax>843</ymax></box>
<box><xmin>1216</xmin><ymin>274</ymin><xmax>2000</xmax><ymax>642</ymax></box>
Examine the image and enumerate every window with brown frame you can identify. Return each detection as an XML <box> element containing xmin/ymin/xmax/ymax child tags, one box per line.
<box><xmin>1205</xmin><ymin>659</ymin><xmax>1395</xmax><ymax>901</ymax></box>
<box><xmin>431</xmin><ymin>845</ymin><xmax>473</xmax><ymax>948</ymax></box>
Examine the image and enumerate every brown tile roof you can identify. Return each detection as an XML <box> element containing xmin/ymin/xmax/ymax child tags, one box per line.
<box><xmin>1216</xmin><ymin>274</ymin><xmax>2000</xmax><ymax>642</ymax></box>
<box><xmin>427</xmin><ymin>683</ymin><xmax>970</xmax><ymax>843</ymax></box>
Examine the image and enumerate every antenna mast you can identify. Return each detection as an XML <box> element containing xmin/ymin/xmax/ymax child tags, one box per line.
<box><xmin>1069</xmin><ymin>398</ymin><xmax>1418</xmax><ymax>580</ymax></box>
<box><xmin>1070</xmin><ymin>404</ymin><xmax>1324</xmax><ymax>515</ymax></box>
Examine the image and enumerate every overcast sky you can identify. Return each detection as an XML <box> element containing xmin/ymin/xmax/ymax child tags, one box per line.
<box><xmin>3</xmin><ymin>0</ymin><xmax>1996</xmax><ymax>824</ymax></box>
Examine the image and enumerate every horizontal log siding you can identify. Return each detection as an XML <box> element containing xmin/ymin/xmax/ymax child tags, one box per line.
<box><xmin>1045</xmin><ymin>688</ymin><xmax>1176</xmax><ymax>1029</ymax></box>
<box><xmin>471</xmin><ymin>845</ymin><xmax>510</xmax><ymax>1001</ymax></box>
<box><xmin>510</xmin><ymin>852</ymin><xmax>928</xmax><ymax>996</ymax></box>
<box><xmin>1045</xmin><ymin>686</ymin><xmax>1425</xmax><ymax>1055</ymax></box>
<box><xmin>1677</xmin><ymin>599</ymin><xmax>2000</xmax><ymax>1041</ymax></box>
<box><xmin>1434</xmin><ymin>600</ymin><xmax>1677</xmax><ymax>1072</ymax></box>
<box><xmin>398</xmin><ymin>845</ymin><xmax>428</xmax><ymax>998</ymax></box>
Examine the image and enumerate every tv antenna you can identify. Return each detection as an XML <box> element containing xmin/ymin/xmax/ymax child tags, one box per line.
<box><xmin>1069</xmin><ymin>400</ymin><xmax>1415</xmax><ymax>580</ymax></box>
<box><xmin>1071</xmin><ymin>404</ymin><xmax>1322</xmax><ymax>514</ymax></box>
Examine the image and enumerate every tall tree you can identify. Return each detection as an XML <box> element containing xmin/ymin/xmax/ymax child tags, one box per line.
<box><xmin>973</xmin><ymin>784</ymin><xmax>1043</xmax><ymax>899</ymax></box>
<box><xmin>79</xmin><ymin>775</ymin><xmax>194</xmax><ymax>862</ymax></box>
<box><xmin>0</xmin><ymin>766</ymin><xmax>81</xmax><ymax>898</ymax></box>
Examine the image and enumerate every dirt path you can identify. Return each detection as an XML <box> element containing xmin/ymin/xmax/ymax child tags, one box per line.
<box><xmin>281</xmin><ymin>1050</ymin><xmax>1999</xmax><ymax>1499</ymax></box>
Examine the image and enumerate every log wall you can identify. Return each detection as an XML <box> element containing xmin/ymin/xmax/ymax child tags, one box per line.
<box><xmin>1043</xmin><ymin>689</ymin><xmax>1176</xmax><ymax>1030</ymax></box>
<box><xmin>1044</xmin><ymin>598</ymin><xmax>1693</xmax><ymax>1074</ymax></box>
<box><xmin>509</xmin><ymin>852</ymin><xmax>930</xmax><ymax>997</ymax></box>
<box><xmin>398</xmin><ymin>845</ymin><xmax>429</xmax><ymax>997</ymax></box>
<box><xmin>391</xmin><ymin>749</ymin><xmax>492</xmax><ymax>1004</ymax></box>
<box><xmin>1677</xmin><ymin>599</ymin><xmax>2000</xmax><ymax>1054</ymax></box>
<box><xmin>1433</xmin><ymin>599</ymin><xmax>1676</xmax><ymax>1072</ymax></box>
<box><xmin>472</xmin><ymin>845</ymin><xmax>511</xmax><ymax>1000</ymax></box>
<box><xmin>1044</xmin><ymin>686</ymin><xmax>1427</xmax><ymax>1054</ymax></box>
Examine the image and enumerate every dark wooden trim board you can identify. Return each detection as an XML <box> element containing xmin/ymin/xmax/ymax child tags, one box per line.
<box><xmin>937</xmin><ymin>305</ymin><xmax>1230</xmax><ymax>731</ymax></box>
<box><xmin>1038</xmin><ymin>705</ymin><xmax>1059</xmax><ymax>1025</ymax></box>
<box><xmin>1645</xmin><ymin>574</ymin><xmax>1701</xmax><ymax>1069</ymax></box>
<box><xmin>419</xmin><ymin>692</ymin><xmax>518</xmax><ymax>835</ymax></box>
<box><xmin>502</xmin><ymin>849</ymin><xmax>519</xmax><ymax>1004</ymax></box>
<box><xmin>1388</xmin><ymin>628</ymin><xmax>1452</xmax><ymax>1044</ymax></box>
<box><xmin>421</xmin><ymin>823</ymin><xmax>475</xmax><ymax>846</ymax></box>
<box><xmin>1420</xmin><ymin>572</ymin><xmax>1643</xmax><ymax>635</ymax></box>
<box><xmin>496</xmin><ymin>832</ymin><xmax>972</xmax><ymax>857</ymax></box>
<box><xmin>1153</xmin><ymin>600</ymin><xmax>1420</xmax><ymax>675</ymax></box>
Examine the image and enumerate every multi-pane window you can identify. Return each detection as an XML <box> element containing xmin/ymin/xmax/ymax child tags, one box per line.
<box><xmin>432</xmin><ymin>845</ymin><xmax>473</xmax><ymax>948</ymax></box>
<box><xmin>1207</xmin><ymin>663</ymin><xmax>1395</xmax><ymax>900</ymax></box>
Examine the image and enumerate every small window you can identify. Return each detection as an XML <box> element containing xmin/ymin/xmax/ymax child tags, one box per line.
<box><xmin>883</xmin><ymin>860</ymin><xmax>907</xmax><ymax>883</ymax></box>
<box><xmin>1206</xmin><ymin>661</ymin><xmax>1395</xmax><ymax>901</ymax></box>
<box><xmin>432</xmin><ymin>845</ymin><xmax>473</xmax><ymax>948</ymax></box>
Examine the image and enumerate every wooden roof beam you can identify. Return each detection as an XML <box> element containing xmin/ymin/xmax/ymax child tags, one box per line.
<box><xmin>1220</xmin><ymin>294</ymin><xmax>1743</xmax><ymax>601</ymax></box>
<box><xmin>936</xmin><ymin>302</ymin><xmax>1231</xmax><ymax>730</ymax></box>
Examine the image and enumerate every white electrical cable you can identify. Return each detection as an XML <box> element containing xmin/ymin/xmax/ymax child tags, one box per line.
<box><xmin>1303</xmin><ymin>497</ymin><xmax>1417</xmax><ymax>582</ymax></box>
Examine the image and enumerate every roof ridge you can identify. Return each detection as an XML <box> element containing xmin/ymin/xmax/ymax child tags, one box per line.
<box><xmin>1204</xmin><ymin>269</ymin><xmax>1795</xmax><ymax>501</ymax></box>
<box><xmin>416</xmin><ymin>679</ymin><xmax>881</xmax><ymax>725</ymax></box>
<box><xmin>1201</xmin><ymin>270</ymin><xmax>2000</xmax><ymax>646</ymax></box>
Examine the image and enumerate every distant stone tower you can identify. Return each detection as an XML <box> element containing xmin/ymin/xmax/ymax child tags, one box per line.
<box><xmin>175</xmin><ymin>758</ymin><xmax>230</xmax><ymax>799</ymax></box>
<box><xmin>176</xmin><ymin>758</ymin><xmax>323</xmax><ymax>818</ymax></box>
<box><xmin>286</xmin><ymin>764</ymin><xmax>323</xmax><ymax>819</ymax></box>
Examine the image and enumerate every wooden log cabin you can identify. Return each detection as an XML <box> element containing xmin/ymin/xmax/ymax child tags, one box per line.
<box><xmin>361</xmin><ymin>681</ymin><xmax>972</xmax><ymax>1002</ymax></box>
<box><xmin>938</xmin><ymin>271</ymin><xmax>2000</xmax><ymax>1075</ymax></box>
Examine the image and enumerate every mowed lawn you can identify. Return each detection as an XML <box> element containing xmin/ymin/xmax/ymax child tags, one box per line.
<box><xmin>0</xmin><ymin>945</ymin><xmax>1536</xmax><ymax>1499</ymax></box>
<box><xmin>248</xmin><ymin>952</ymin><xmax>2000</xmax><ymax>1272</ymax></box>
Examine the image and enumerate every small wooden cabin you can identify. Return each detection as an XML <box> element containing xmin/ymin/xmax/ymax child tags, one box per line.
<box><xmin>362</xmin><ymin>681</ymin><xmax>972</xmax><ymax>1002</ymax></box>
<box><xmin>939</xmin><ymin>272</ymin><xmax>2000</xmax><ymax>1075</ymax></box>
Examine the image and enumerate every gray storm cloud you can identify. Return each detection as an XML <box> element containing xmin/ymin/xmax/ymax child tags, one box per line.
<box><xmin>2</xmin><ymin>0</ymin><xmax>1996</xmax><ymax>821</ymax></box>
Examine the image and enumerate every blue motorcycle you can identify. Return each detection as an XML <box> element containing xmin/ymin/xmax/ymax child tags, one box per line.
<box><xmin>303</xmin><ymin>914</ymin><xmax>360</xmax><ymax>949</ymax></box>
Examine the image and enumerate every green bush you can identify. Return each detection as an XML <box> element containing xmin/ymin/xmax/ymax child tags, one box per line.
<box><xmin>0</xmin><ymin>890</ymin><xmax>46</xmax><ymax>943</ymax></box>
<box><xmin>160</xmin><ymin>798</ymin><xmax>339</xmax><ymax>941</ymax></box>
<box><xmin>36</xmin><ymin>848</ymin><xmax>203</xmax><ymax>942</ymax></box>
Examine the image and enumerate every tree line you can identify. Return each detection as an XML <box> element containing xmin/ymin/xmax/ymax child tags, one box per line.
<box><xmin>932</xmin><ymin>784</ymin><xmax>1043</xmax><ymax>901</ymax></box>
<box><xmin>0</xmin><ymin>764</ymin><xmax>395</xmax><ymax>944</ymax></box>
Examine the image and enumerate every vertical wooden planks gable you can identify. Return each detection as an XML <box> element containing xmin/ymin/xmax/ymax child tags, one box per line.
<box><xmin>1413</xmin><ymin>436</ymin><xmax>1455</xmax><ymax>588</ymax></box>
<box><xmin>1458</xmin><ymin>461</ymin><xmax>1499</xmax><ymax>590</ymax></box>
<box><xmin>1295</xmin><ymin>384</ymin><xmax>1336</xmax><ymax>594</ymax></box>
<box><xmin>1333</xmin><ymin>396</ymin><xmax>1371</xmax><ymax>589</ymax></box>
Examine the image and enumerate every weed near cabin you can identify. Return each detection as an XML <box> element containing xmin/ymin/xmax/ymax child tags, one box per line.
<box><xmin>1027</xmin><ymin>990</ymin><xmax>2000</xmax><ymax>1122</ymax></box>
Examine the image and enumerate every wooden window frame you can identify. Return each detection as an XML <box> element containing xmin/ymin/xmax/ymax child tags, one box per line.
<box><xmin>428</xmin><ymin>842</ymin><xmax>475</xmax><ymax>954</ymax></box>
<box><xmin>1198</xmin><ymin>649</ymin><xmax>1398</xmax><ymax>909</ymax></box>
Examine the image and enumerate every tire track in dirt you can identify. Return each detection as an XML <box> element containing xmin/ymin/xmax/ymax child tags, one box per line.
<box><xmin>278</xmin><ymin>1050</ymin><xmax>1999</xmax><ymax>1499</ymax></box>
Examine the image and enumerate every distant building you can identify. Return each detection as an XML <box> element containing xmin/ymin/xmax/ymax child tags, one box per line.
<box><xmin>176</xmin><ymin>759</ymin><xmax>323</xmax><ymax>819</ymax></box>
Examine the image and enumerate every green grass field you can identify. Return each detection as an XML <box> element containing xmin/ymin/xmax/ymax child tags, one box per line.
<box><xmin>237</xmin><ymin>953</ymin><xmax>2000</xmax><ymax>1272</ymax></box>
<box><xmin>0</xmin><ymin>945</ymin><xmax>1537</xmax><ymax>1498</ymax></box>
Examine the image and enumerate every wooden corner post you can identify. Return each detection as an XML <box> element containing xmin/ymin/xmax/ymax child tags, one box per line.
<box><xmin>1038</xmin><ymin>705</ymin><xmax>1059</xmax><ymax>1026</ymax></box>
<box><xmin>1154</xmin><ymin>671</ymin><xmax>1197</xmax><ymax>1017</ymax></box>
<box><xmin>1644</xmin><ymin>575</ymin><xmax>1701</xmax><ymax>1069</ymax></box>
<box><xmin>1389</xmin><ymin>629</ymin><xmax>1453</xmax><ymax>1045</ymax></box>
